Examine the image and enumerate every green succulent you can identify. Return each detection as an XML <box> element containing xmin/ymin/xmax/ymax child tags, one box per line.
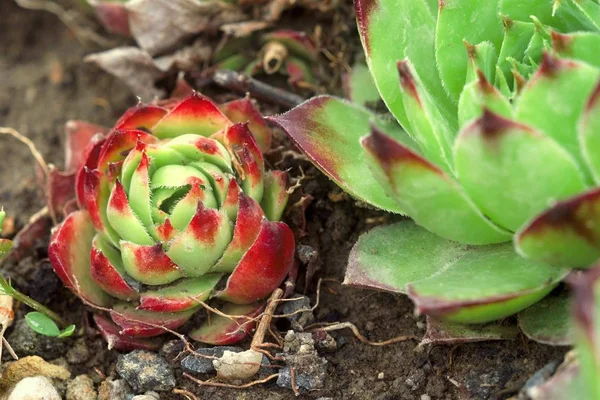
<box><xmin>271</xmin><ymin>0</ymin><xmax>600</xmax><ymax>325</ymax></box>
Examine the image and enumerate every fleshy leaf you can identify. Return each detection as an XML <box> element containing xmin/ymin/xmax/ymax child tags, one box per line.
<box><xmin>260</xmin><ymin>170</ymin><xmax>289</xmax><ymax>221</ymax></box>
<box><xmin>90</xmin><ymin>234</ymin><xmax>140</xmax><ymax>301</ymax></box>
<box><xmin>354</xmin><ymin>0</ymin><xmax>456</xmax><ymax>133</ymax></box>
<box><xmin>82</xmin><ymin>167</ymin><xmax>120</xmax><ymax>246</ymax></box>
<box><xmin>138</xmin><ymin>274</ymin><xmax>222</xmax><ymax>312</ymax></box>
<box><xmin>94</xmin><ymin>314</ymin><xmax>163</xmax><ymax>351</ymax></box>
<box><xmin>163</xmin><ymin>134</ymin><xmax>232</xmax><ymax>173</ymax></box>
<box><xmin>25</xmin><ymin>312</ymin><xmax>61</xmax><ymax>337</ymax></box>
<box><xmin>514</xmin><ymin>54</ymin><xmax>600</xmax><ymax>182</ymax></box>
<box><xmin>114</xmin><ymin>104</ymin><xmax>168</xmax><ymax>130</ymax></box>
<box><xmin>580</xmin><ymin>82</ymin><xmax>600</xmax><ymax>183</ymax></box>
<box><xmin>435</xmin><ymin>0</ymin><xmax>503</xmax><ymax>102</ymax></box>
<box><xmin>166</xmin><ymin>203</ymin><xmax>232</xmax><ymax>277</ymax></box>
<box><xmin>220</xmin><ymin>97</ymin><xmax>272</xmax><ymax>153</ymax></box>
<box><xmin>48</xmin><ymin>210</ymin><xmax>112</xmax><ymax>307</ymax></box>
<box><xmin>217</xmin><ymin>220</ymin><xmax>294</xmax><ymax>304</ymax></box>
<box><xmin>454</xmin><ymin>110</ymin><xmax>588</xmax><ymax>231</ymax></box>
<box><xmin>457</xmin><ymin>70</ymin><xmax>513</xmax><ymax>127</ymax></box>
<box><xmin>212</xmin><ymin>193</ymin><xmax>264</xmax><ymax>273</ymax></box>
<box><xmin>552</xmin><ymin>31</ymin><xmax>600</xmax><ymax>69</ymax></box>
<box><xmin>151</xmin><ymin>93</ymin><xmax>230</xmax><ymax>139</ymax></box>
<box><xmin>343</xmin><ymin>62</ymin><xmax>381</xmax><ymax>107</ymax></box>
<box><xmin>107</xmin><ymin>180</ymin><xmax>154</xmax><ymax>245</ymax></box>
<box><xmin>345</xmin><ymin>221</ymin><xmax>568</xmax><ymax>323</ymax></box>
<box><xmin>120</xmin><ymin>241</ymin><xmax>182</xmax><ymax>285</ymax></box>
<box><xmin>188</xmin><ymin>302</ymin><xmax>263</xmax><ymax>345</ymax></box>
<box><xmin>224</xmin><ymin>123</ymin><xmax>264</xmax><ymax>203</ymax></box>
<box><xmin>362</xmin><ymin>126</ymin><xmax>510</xmax><ymax>244</ymax></box>
<box><xmin>516</xmin><ymin>188</ymin><xmax>600</xmax><ymax>268</ymax></box>
<box><xmin>110</xmin><ymin>302</ymin><xmax>195</xmax><ymax>337</ymax></box>
<box><xmin>64</xmin><ymin>120</ymin><xmax>109</xmax><ymax>173</ymax></box>
<box><xmin>270</xmin><ymin>96</ymin><xmax>418</xmax><ymax>213</ymax></box>
<box><xmin>518</xmin><ymin>288</ymin><xmax>573</xmax><ymax>346</ymax></box>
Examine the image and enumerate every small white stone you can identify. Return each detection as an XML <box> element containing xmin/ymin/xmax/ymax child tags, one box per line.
<box><xmin>7</xmin><ymin>376</ymin><xmax>61</xmax><ymax>400</ymax></box>
<box><xmin>421</xmin><ymin>395</ymin><xmax>432</xmax><ymax>400</ymax></box>
<box><xmin>377</xmin><ymin>372</ymin><xmax>385</xmax><ymax>380</ymax></box>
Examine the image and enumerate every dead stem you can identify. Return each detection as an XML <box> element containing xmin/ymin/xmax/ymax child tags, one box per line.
<box><xmin>211</xmin><ymin>70</ymin><xmax>305</xmax><ymax>108</ymax></box>
<box><xmin>309</xmin><ymin>321</ymin><xmax>419</xmax><ymax>346</ymax></box>
<box><xmin>183</xmin><ymin>372</ymin><xmax>279</xmax><ymax>389</ymax></box>
<box><xmin>172</xmin><ymin>388</ymin><xmax>200</xmax><ymax>400</ymax></box>
<box><xmin>0</xmin><ymin>127</ymin><xmax>56</xmax><ymax>224</ymax></box>
<box><xmin>251</xmin><ymin>288</ymin><xmax>283</xmax><ymax>348</ymax></box>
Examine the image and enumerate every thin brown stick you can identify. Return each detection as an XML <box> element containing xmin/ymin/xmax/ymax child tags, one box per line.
<box><xmin>211</xmin><ymin>70</ymin><xmax>305</xmax><ymax>108</ymax></box>
<box><xmin>183</xmin><ymin>372</ymin><xmax>279</xmax><ymax>389</ymax></box>
<box><xmin>172</xmin><ymin>388</ymin><xmax>200</xmax><ymax>400</ymax></box>
<box><xmin>0</xmin><ymin>127</ymin><xmax>56</xmax><ymax>224</ymax></box>
<box><xmin>310</xmin><ymin>322</ymin><xmax>419</xmax><ymax>346</ymax></box>
<box><xmin>251</xmin><ymin>288</ymin><xmax>283</xmax><ymax>348</ymax></box>
<box><xmin>290</xmin><ymin>366</ymin><xmax>300</xmax><ymax>397</ymax></box>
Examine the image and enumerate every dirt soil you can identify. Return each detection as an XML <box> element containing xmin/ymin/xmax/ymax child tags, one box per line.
<box><xmin>0</xmin><ymin>1</ymin><xmax>569</xmax><ymax>399</ymax></box>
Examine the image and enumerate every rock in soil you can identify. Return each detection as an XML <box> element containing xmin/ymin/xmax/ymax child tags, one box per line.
<box><xmin>180</xmin><ymin>346</ymin><xmax>243</xmax><ymax>375</ymax></box>
<box><xmin>0</xmin><ymin>356</ymin><xmax>71</xmax><ymax>389</ymax></box>
<box><xmin>131</xmin><ymin>393</ymin><xmax>160</xmax><ymax>400</ymax></box>
<box><xmin>6</xmin><ymin>319</ymin><xmax>68</xmax><ymax>359</ymax></box>
<box><xmin>312</xmin><ymin>331</ymin><xmax>337</xmax><ymax>353</ymax></box>
<box><xmin>116</xmin><ymin>350</ymin><xmax>175</xmax><ymax>393</ymax></box>
<box><xmin>66</xmin><ymin>338</ymin><xmax>91</xmax><ymax>365</ymax></box>
<box><xmin>6</xmin><ymin>376</ymin><xmax>61</xmax><ymax>400</ymax></box>
<box><xmin>66</xmin><ymin>374</ymin><xmax>97</xmax><ymax>400</ymax></box>
<box><xmin>276</xmin><ymin>331</ymin><xmax>327</xmax><ymax>392</ymax></box>
<box><xmin>278</xmin><ymin>293</ymin><xmax>314</xmax><ymax>330</ymax></box>
<box><xmin>98</xmin><ymin>379</ymin><xmax>133</xmax><ymax>400</ymax></box>
<box><xmin>159</xmin><ymin>340</ymin><xmax>185</xmax><ymax>364</ymax></box>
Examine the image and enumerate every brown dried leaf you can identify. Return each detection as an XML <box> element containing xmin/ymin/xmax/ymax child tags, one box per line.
<box><xmin>85</xmin><ymin>47</ymin><xmax>166</xmax><ymax>101</ymax></box>
<box><xmin>126</xmin><ymin>0</ymin><xmax>247</xmax><ymax>55</ymax></box>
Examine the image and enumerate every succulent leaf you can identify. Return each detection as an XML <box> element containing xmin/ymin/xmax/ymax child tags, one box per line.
<box><xmin>270</xmin><ymin>96</ymin><xmax>418</xmax><ymax>213</ymax></box>
<box><xmin>346</xmin><ymin>221</ymin><xmax>568</xmax><ymax>324</ymax></box>
<box><xmin>517</xmin><ymin>289</ymin><xmax>573</xmax><ymax>346</ymax></box>
<box><xmin>188</xmin><ymin>302</ymin><xmax>264</xmax><ymax>345</ymax></box>
<box><xmin>362</xmin><ymin>126</ymin><xmax>510</xmax><ymax>244</ymax></box>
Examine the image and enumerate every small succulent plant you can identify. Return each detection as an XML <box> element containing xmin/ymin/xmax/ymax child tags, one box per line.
<box><xmin>49</xmin><ymin>92</ymin><xmax>295</xmax><ymax>348</ymax></box>
<box><xmin>272</xmin><ymin>0</ymin><xmax>600</xmax><ymax>324</ymax></box>
<box><xmin>214</xmin><ymin>30</ymin><xmax>318</xmax><ymax>87</ymax></box>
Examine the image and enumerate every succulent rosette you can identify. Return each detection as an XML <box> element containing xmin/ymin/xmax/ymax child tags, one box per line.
<box><xmin>49</xmin><ymin>92</ymin><xmax>294</xmax><ymax>347</ymax></box>
<box><xmin>272</xmin><ymin>1</ymin><xmax>600</xmax><ymax>326</ymax></box>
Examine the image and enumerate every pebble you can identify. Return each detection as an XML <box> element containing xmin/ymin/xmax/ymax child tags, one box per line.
<box><xmin>116</xmin><ymin>350</ymin><xmax>175</xmax><ymax>393</ymax></box>
<box><xmin>98</xmin><ymin>379</ymin><xmax>133</xmax><ymax>400</ymax></box>
<box><xmin>0</xmin><ymin>355</ymin><xmax>71</xmax><ymax>388</ymax></box>
<box><xmin>131</xmin><ymin>392</ymin><xmax>160</xmax><ymax>400</ymax></box>
<box><xmin>378</xmin><ymin>372</ymin><xmax>385</xmax><ymax>380</ymax></box>
<box><xmin>312</xmin><ymin>331</ymin><xmax>337</xmax><ymax>353</ymax></box>
<box><xmin>279</xmin><ymin>293</ymin><xmax>314</xmax><ymax>330</ymax></box>
<box><xmin>66</xmin><ymin>338</ymin><xmax>91</xmax><ymax>364</ymax></box>
<box><xmin>276</xmin><ymin>331</ymin><xmax>327</xmax><ymax>392</ymax></box>
<box><xmin>180</xmin><ymin>346</ymin><xmax>242</xmax><ymax>375</ymax></box>
<box><xmin>66</xmin><ymin>374</ymin><xmax>97</xmax><ymax>400</ymax></box>
<box><xmin>7</xmin><ymin>376</ymin><xmax>61</xmax><ymax>400</ymax></box>
<box><xmin>421</xmin><ymin>395</ymin><xmax>432</xmax><ymax>400</ymax></box>
<box><xmin>6</xmin><ymin>319</ymin><xmax>68</xmax><ymax>359</ymax></box>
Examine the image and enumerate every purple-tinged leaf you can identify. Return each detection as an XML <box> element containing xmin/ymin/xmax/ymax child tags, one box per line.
<box><xmin>188</xmin><ymin>302</ymin><xmax>263</xmax><ymax>345</ymax></box>
<box><xmin>270</xmin><ymin>96</ymin><xmax>417</xmax><ymax>214</ymax></box>
<box><xmin>94</xmin><ymin>314</ymin><xmax>163</xmax><ymax>351</ymax></box>
<box><xmin>516</xmin><ymin>188</ymin><xmax>600</xmax><ymax>268</ymax></box>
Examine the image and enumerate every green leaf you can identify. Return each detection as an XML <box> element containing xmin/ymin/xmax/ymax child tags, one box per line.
<box><xmin>515</xmin><ymin>188</ymin><xmax>600</xmax><ymax>268</ymax></box>
<box><xmin>345</xmin><ymin>221</ymin><xmax>568</xmax><ymax>324</ymax></box>
<box><xmin>514</xmin><ymin>55</ymin><xmax>600</xmax><ymax>183</ymax></box>
<box><xmin>454</xmin><ymin>110</ymin><xmax>588</xmax><ymax>231</ymax></box>
<box><xmin>269</xmin><ymin>96</ymin><xmax>418</xmax><ymax>213</ymax></box>
<box><xmin>421</xmin><ymin>316</ymin><xmax>519</xmax><ymax>345</ymax></box>
<box><xmin>58</xmin><ymin>324</ymin><xmax>76</xmax><ymax>338</ymax></box>
<box><xmin>355</xmin><ymin>0</ymin><xmax>457</xmax><ymax>133</ymax></box>
<box><xmin>518</xmin><ymin>288</ymin><xmax>573</xmax><ymax>346</ymax></box>
<box><xmin>25</xmin><ymin>312</ymin><xmax>61</xmax><ymax>337</ymax></box>
<box><xmin>435</xmin><ymin>0</ymin><xmax>504</xmax><ymax>102</ymax></box>
<box><xmin>344</xmin><ymin>62</ymin><xmax>381</xmax><ymax>107</ymax></box>
<box><xmin>362</xmin><ymin>127</ymin><xmax>510</xmax><ymax>244</ymax></box>
<box><xmin>580</xmin><ymin>83</ymin><xmax>600</xmax><ymax>183</ymax></box>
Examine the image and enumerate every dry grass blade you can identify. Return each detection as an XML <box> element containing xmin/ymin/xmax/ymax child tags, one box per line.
<box><xmin>183</xmin><ymin>372</ymin><xmax>279</xmax><ymax>389</ymax></box>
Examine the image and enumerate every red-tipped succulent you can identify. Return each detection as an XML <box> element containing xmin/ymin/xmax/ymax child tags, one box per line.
<box><xmin>49</xmin><ymin>92</ymin><xmax>294</xmax><ymax>348</ymax></box>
